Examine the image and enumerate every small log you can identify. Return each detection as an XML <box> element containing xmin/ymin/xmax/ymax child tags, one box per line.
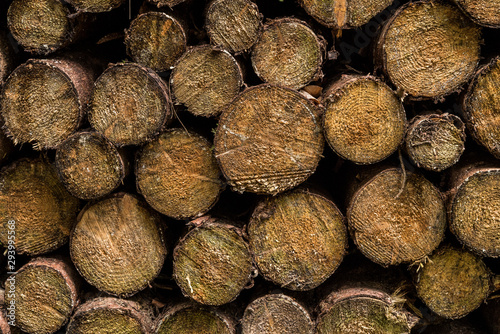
<box><xmin>173</xmin><ymin>217</ymin><xmax>254</xmax><ymax>306</ymax></box>
<box><xmin>170</xmin><ymin>45</ymin><xmax>242</xmax><ymax>117</ymax></box>
<box><xmin>347</xmin><ymin>168</ymin><xmax>446</xmax><ymax>266</ymax></box>
<box><xmin>241</xmin><ymin>294</ymin><xmax>314</xmax><ymax>334</ymax></box>
<box><xmin>0</xmin><ymin>31</ymin><xmax>15</xmax><ymax>87</ymax></box>
<box><xmin>70</xmin><ymin>193</ymin><xmax>167</xmax><ymax>297</ymax></box>
<box><xmin>405</xmin><ymin>113</ymin><xmax>466</xmax><ymax>172</ymax></box>
<box><xmin>375</xmin><ymin>0</ymin><xmax>481</xmax><ymax>100</ymax></box>
<box><xmin>125</xmin><ymin>12</ymin><xmax>187</xmax><ymax>72</ymax></box>
<box><xmin>1</xmin><ymin>57</ymin><xmax>96</xmax><ymax>150</ymax></box>
<box><xmin>147</xmin><ymin>0</ymin><xmax>188</xmax><ymax>8</ymax></box>
<box><xmin>414</xmin><ymin>246</ymin><xmax>492</xmax><ymax>319</ymax></box>
<box><xmin>136</xmin><ymin>128</ymin><xmax>223</xmax><ymax>220</ymax></box>
<box><xmin>66</xmin><ymin>0</ymin><xmax>125</xmax><ymax>12</ymax></box>
<box><xmin>453</xmin><ymin>0</ymin><xmax>500</xmax><ymax>27</ymax></box>
<box><xmin>89</xmin><ymin>62</ymin><xmax>171</xmax><ymax>147</ymax></box>
<box><xmin>251</xmin><ymin>18</ymin><xmax>323</xmax><ymax>90</ymax></box>
<box><xmin>4</xmin><ymin>257</ymin><xmax>79</xmax><ymax>334</ymax></box>
<box><xmin>247</xmin><ymin>189</ymin><xmax>347</xmax><ymax>291</ymax></box>
<box><xmin>67</xmin><ymin>297</ymin><xmax>152</xmax><ymax>334</ymax></box>
<box><xmin>323</xmin><ymin>75</ymin><xmax>406</xmax><ymax>165</ymax></box>
<box><xmin>0</xmin><ymin>159</ymin><xmax>80</xmax><ymax>255</ymax></box>
<box><xmin>214</xmin><ymin>84</ymin><xmax>324</xmax><ymax>195</ymax></box>
<box><xmin>205</xmin><ymin>0</ymin><xmax>262</xmax><ymax>53</ymax></box>
<box><xmin>55</xmin><ymin>131</ymin><xmax>127</xmax><ymax>200</ymax></box>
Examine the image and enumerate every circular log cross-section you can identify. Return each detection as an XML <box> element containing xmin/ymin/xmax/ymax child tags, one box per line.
<box><xmin>55</xmin><ymin>131</ymin><xmax>126</xmax><ymax>200</ymax></box>
<box><xmin>323</xmin><ymin>75</ymin><xmax>406</xmax><ymax>165</ymax></box>
<box><xmin>67</xmin><ymin>297</ymin><xmax>152</xmax><ymax>334</ymax></box>
<box><xmin>125</xmin><ymin>12</ymin><xmax>186</xmax><ymax>72</ymax></box>
<box><xmin>248</xmin><ymin>189</ymin><xmax>347</xmax><ymax>291</ymax></box>
<box><xmin>205</xmin><ymin>0</ymin><xmax>262</xmax><ymax>53</ymax></box>
<box><xmin>214</xmin><ymin>85</ymin><xmax>324</xmax><ymax>195</ymax></box>
<box><xmin>242</xmin><ymin>294</ymin><xmax>314</xmax><ymax>334</ymax></box>
<box><xmin>376</xmin><ymin>0</ymin><xmax>481</xmax><ymax>100</ymax></box>
<box><xmin>171</xmin><ymin>45</ymin><xmax>242</xmax><ymax>117</ymax></box>
<box><xmin>405</xmin><ymin>113</ymin><xmax>465</xmax><ymax>172</ymax></box>
<box><xmin>1</xmin><ymin>58</ymin><xmax>94</xmax><ymax>150</ymax></box>
<box><xmin>4</xmin><ymin>258</ymin><xmax>79</xmax><ymax>334</ymax></box>
<box><xmin>0</xmin><ymin>159</ymin><xmax>80</xmax><ymax>255</ymax></box>
<box><xmin>70</xmin><ymin>193</ymin><xmax>167</xmax><ymax>297</ymax></box>
<box><xmin>348</xmin><ymin>168</ymin><xmax>446</xmax><ymax>266</ymax></box>
<box><xmin>66</xmin><ymin>0</ymin><xmax>125</xmax><ymax>12</ymax></box>
<box><xmin>173</xmin><ymin>218</ymin><xmax>253</xmax><ymax>306</ymax></box>
<box><xmin>298</xmin><ymin>0</ymin><xmax>393</xmax><ymax>29</ymax></box>
<box><xmin>136</xmin><ymin>129</ymin><xmax>223</xmax><ymax>220</ymax></box>
<box><xmin>415</xmin><ymin>246</ymin><xmax>491</xmax><ymax>319</ymax></box>
<box><xmin>0</xmin><ymin>31</ymin><xmax>15</xmax><ymax>87</ymax></box>
<box><xmin>155</xmin><ymin>304</ymin><xmax>235</xmax><ymax>334</ymax></box>
<box><xmin>89</xmin><ymin>63</ymin><xmax>171</xmax><ymax>146</ymax></box>
<box><xmin>463</xmin><ymin>57</ymin><xmax>500</xmax><ymax>159</ymax></box>
<box><xmin>251</xmin><ymin>18</ymin><xmax>323</xmax><ymax>90</ymax></box>
<box><xmin>453</xmin><ymin>0</ymin><xmax>500</xmax><ymax>27</ymax></box>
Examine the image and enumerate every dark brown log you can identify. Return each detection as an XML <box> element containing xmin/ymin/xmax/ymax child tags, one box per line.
<box><xmin>136</xmin><ymin>128</ymin><xmax>223</xmax><ymax>220</ymax></box>
<box><xmin>375</xmin><ymin>0</ymin><xmax>481</xmax><ymax>100</ymax></box>
<box><xmin>170</xmin><ymin>45</ymin><xmax>242</xmax><ymax>117</ymax></box>
<box><xmin>205</xmin><ymin>0</ymin><xmax>262</xmax><ymax>54</ymax></box>
<box><xmin>0</xmin><ymin>159</ymin><xmax>80</xmax><ymax>255</ymax></box>
<box><xmin>67</xmin><ymin>297</ymin><xmax>153</xmax><ymax>334</ymax></box>
<box><xmin>214</xmin><ymin>84</ymin><xmax>324</xmax><ymax>195</ymax></box>
<box><xmin>66</xmin><ymin>0</ymin><xmax>125</xmax><ymax>12</ymax></box>
<box><xmin>4</xmin><ymin>257</ymin><xmax>79</xmax><ymax>334</ymax></box>
<box><xmin>247</xmin><ymin>189</ymin><xmax>347</xmax><ymax>291</ymax></box>
<box><xmin>125</xmin><ymin>12</ymin><xmax>187</xmax><ymax>72</ymax></box>
<box><xmin>0</xmin><ymin>31</ymin><xmax>15</xmax><ymax>88</ymax></box>
<box><xmin>70</xmin><ymin>193</ymin><xmax>167</xmax><ymax>297</ymax></box>
<box><xmin>241</xmin><ymin>294</ymin><xmax>314</xmax><ymax>334</ymax></box>
<box><xmin>453</xmin><ymin>0</ymin><xmax>500</xmax><ymax>27</ymax></box>
<box><xmin>173</xmin><ymin>216</ymin><xmax>254</xmax><ymax>306</ymax></box>
<box><xmin>89</xmin><ymin>63</ymin><xmax>172</xmax><ymax>147</ymax></box>
<box><xmin>251</xmin><ymin>18</ymin><xmax>323</xmax><ymax>90</ymax></box>
<box><xmin>323</xmin><ymin>75</ymin><xmax>406</xmax><ymax>164</ymax></box>
<box><xmin>347</xmin><ymin>168</ymin><xmax>446</xmax><ymax>266</ymax></box>
<box><xmin>1</xmin><ymin>57</ymin><xmax>96</xmax><ymax>150</ymax></box>
<box><xmin>405</xmin><ymin>113</ymin><xmax>465</xmax><ymax>172</ymax></box>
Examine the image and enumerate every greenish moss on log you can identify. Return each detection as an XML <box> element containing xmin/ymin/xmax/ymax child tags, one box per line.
<box><xmin>66</xmin><ymin>0</ymin><xmax>125</xmax><ymax>12</ymax></box>
<box><xmin>453</xmin><ymin>0</ymin><xmax>500</xmax><ymax>27</ymax></box>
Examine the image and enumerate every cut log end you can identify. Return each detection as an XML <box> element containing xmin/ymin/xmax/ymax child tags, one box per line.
<box><xmin>67</xmin><ymin>0</ymin><xmax>125</xmax><ymax>12</ymax></box>
<box><xmin>323</xmin><ymin>75</ymin><xmax>406</xmax><ymax>165</ymax></box>
<box><xmin>454</xmin><ymin>0</ymin><xmax>500</xmax><ymax>27</ymax></box>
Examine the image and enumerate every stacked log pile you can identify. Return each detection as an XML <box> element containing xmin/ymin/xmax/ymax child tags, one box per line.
<box><xmin>0</xmin><ymin>0</ymin><xmax>500</xmax><ymax>333</ymax></box>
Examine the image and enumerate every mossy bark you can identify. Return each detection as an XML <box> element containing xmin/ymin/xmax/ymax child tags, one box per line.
<box><xmin>70</xmin><ymin>193</ymin><xmax>167</xmax><ymax>297</ymax></box>
<box><xmin>214</xmin><ymin>84</ymin><xmax>324</xmax><ymax>195</ymax></box>
<box><xmin>66</xmin><ymin>0</ymin><xmax>125</xmax><ymax>13</ymax></box>
<box><xmin>453</xmin><ymin>0</ymin><xmax>500</xmax><ymax>27</ymax></box>
<box><xmin>125</xmin><ymin>12</ymin><xmax>187</xmax><ymax>72</ymax></box>
<box><xmin>55</xmin><ymin>131</ymin><xmax>127</xmax><ymax>200</ymax></box>
<box><xmin>4</xmin><ymin>257</ymin><xmax>79</xmax><ymax>334</ymax></box>
<box><xmin>0</xmin><ymin>31</ymin><xmax>15</xmax><ymax>88</ymax></box>
<box><xmin>205</xmin><ymin>0</ymin><xmax>262</xmax><ymax>54</ymax></box>
<box><xmin>375</xmin><ymin>0</ymin><xmax>481</xmax><ymax>100</ymax></box>
<box><xmin>0</xmin><ymin>159</ymin><xmax>80</xmax><ymax>255</ymax></box>
<box><xmin>170</xmin><ymin>45</ymin><xmax>242</xmax><ymax>117</ymax></box>
<box><xmin>323</xmin><ymin>75</ymin><xmax>406</xmax><ymax>165</ymax></box>
<box><xmin>89</xmin><ymin>62</ymin><xmax>171</xmax><ymax>147</ymax></box>
<box><xmin>136</xmin><ymin>128</ymin><xmax>223</xmax><ymax>220</ymax></box>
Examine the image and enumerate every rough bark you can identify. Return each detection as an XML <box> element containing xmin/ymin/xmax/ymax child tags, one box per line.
<box><xmin>453</xmin><ymin>0</ymin><xmax>500</xmax><ymax>27</ymax></box>
<box><xmin>0</xmin><ymin>31</ymin><xmax>15</xmax><ymax>88</ymax></box>
<box><xmin>66</xmin><ymin>0</ymin><xmax>125</xmax><ymax>12</ymax></box>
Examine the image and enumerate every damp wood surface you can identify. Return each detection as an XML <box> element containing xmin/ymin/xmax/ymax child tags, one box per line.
<box><xmin>66</xmin><ymin>0</ymin><xmax>125</xmax><ymax>12</ymax></box>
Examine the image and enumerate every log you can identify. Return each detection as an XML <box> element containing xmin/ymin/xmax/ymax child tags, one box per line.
<box><xmin>0</xmin><ymin>159</ymin><xmax>80</xmax><ymax>255</ymax></box>
<box><xmin>125</xmin><ymin>12</ymin><xmax>187</xmax><ymax>72</ymax></box>
<box><xmin>214</xmin><ymin>84</ymin><xmax>324</xmax><ymax>195</ymax></box>
<box><xmin>1</xmin><ymin>57</ymin><xmax>96</xmax><ymax>150</ymax></box>
<box><xmin>414</xmin><ymin>246</ymin><xmax>492</xmax><ymax>319</ymax></box>
<box><xmin>0</xmin><ymin>31</ymin><xmax>15</xmax><ymax>88</ymax></box>
<box><xmin>463</xmin><ymin>57</ymin><xmax>500</xmax><ymax>159</ymax></box>
<box><xmin>66</xmin><ymin>0</ymin><xmax>125</xmax><ymax>12</ymax></box>
<box><xmin>251</xmin><ymin>18</ymin><xmax>323</xmax><ymax>90</ymax></box>
<box><xmin>241</xmin><ymin>294</ymin><xmax>314</xmax><ymax>334</ymax></box>
<box><xmin>247</xmin><ymin>189</ymin><xmax>347</xmax><ymax>291</ymax></box>
<box><xmin>405</xmin><ymin>113</ymin><xmax>466</xmax><ymax>172</ymax></box>
<box><xmin>205</xmin><ymin>0</ymin><xmax>262</xmax><ymax>54</ymax></box>
<box><xmin>173</xmin><ymin>216</ymin><xmax>254</xmax><ymax>306</ymax></box>
<box><xmin>70</xmin><ymin>193</ymin><xmax>167</xmax><ymax>297</ymax></box>
<box><xmin>136</xmin><ymin>128</ymin><xmax>223</xmax><ymax>220</ymax></box>
<box><xmin>67</xmin><ymin>297</ymin><xmax>153</xmax><ymax>334</ymax></box>
<box><xmin>453</xmin><ymin>0</ymin><xmax>500</xmax><ymax>27</ymax></box>
<box><xmin>55</xmin><ymin>131</ymin><xmax>127</xmax><ymax>200</ymax></box>
<box><xmin>147</xmin><ymin>0</ymin><xmax>188</xmax><ymax>8</ymax></box>
<box><xmin>170</xmin><ymin>45</ymin><xmax>242</xmax><ymax>117</ymax></box>
<box><xmin>347</xmin><ymin>168</ymin><xmax>446</xmax><ymax>266</ymax></box>
<box><xmin>323</xmin><ymin>75</ymin><xmax>406</xmax><ymax>165</ymax></box>
<box><xmin>375</xmin><ymin>0</ymin><xmax>481</xmax><ymax>100</ymax></box>
<box><xmin>3</xmin><ymin>257</ymin><xmax>79</xmax><ymax>334</ymax></box>
<box><xmin>89</xmin><ymin>62</ymin><xmax>172</xmax><ymax>147</ymax></box>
